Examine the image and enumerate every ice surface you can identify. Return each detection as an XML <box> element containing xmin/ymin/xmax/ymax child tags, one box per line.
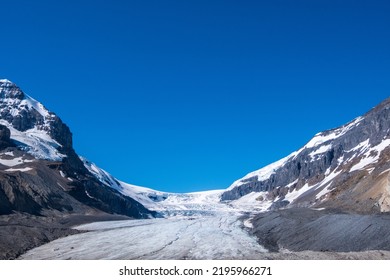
<box><xmin>20</xmin><ymin>214</ymin><xmax>268</xmax><ymax>260</ymax></box>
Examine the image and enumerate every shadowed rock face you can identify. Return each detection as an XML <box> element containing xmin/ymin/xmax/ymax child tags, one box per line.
<box><xmin>0</xmin><ymin>125</ymin><xmax>14</xmax><ymax>149</ymax></box>
<box><xmin>222</xmin><ymin>98</ymin><xmax>390</xmax><ymax>214</ymax></box>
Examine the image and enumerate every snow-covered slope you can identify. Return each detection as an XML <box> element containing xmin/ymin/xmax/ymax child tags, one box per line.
<box><xmin>81</xmin><ymin>157</ymin><xmax>167</xmax><ymax>209</ymax></box>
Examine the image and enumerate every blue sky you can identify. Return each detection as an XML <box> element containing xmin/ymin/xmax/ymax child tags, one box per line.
<box><xmin>1</xmin><ymin>0</ymin><xmax>389</xmax><ymax>192</ymax></box>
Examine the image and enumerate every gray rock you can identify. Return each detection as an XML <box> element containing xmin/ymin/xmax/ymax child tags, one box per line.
<box><xmin>251</xmin><ymin>208</ymin><xmax>390</xmax><ymax>253</ymax></box>
<box><xmin>0</xmin><ymin>124</ymin><xmax>10</xmax><ymax>141</ymax></box>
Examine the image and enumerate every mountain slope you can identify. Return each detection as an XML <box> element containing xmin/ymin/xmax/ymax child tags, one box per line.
<box><xmin>221</xmin><ymin>97</ymin><xmax>390</xmax><ymax>214</ymax></box>
<box><xmin>0</xmin><ymin>79</ymin><xmax>155</xmax><ymax>219</ymax></box>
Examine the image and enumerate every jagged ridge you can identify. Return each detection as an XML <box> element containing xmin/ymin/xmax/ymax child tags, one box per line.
<box><xmin>221</xmin><ymin>97</ymin><xmax>390</xmax><ymax>214</ymax></box>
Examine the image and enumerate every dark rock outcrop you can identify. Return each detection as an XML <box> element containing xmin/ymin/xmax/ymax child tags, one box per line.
<box><xmin>0</xmin><ymin>125</ymin><xmax>14</xmax><ymax>149</ymax></box>
<box><xmin>0</xmin><ymin>80</ymin><xmax>24</xmax><ymax>99</ymax></box>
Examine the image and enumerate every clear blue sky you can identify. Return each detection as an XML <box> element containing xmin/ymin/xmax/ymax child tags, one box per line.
<box><xmin>1</xmin><ymin>0</ymin><xmax>389</xmax><ymax>192</ymax></box>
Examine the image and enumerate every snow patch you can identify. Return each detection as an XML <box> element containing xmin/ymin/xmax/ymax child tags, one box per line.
<box><xmin>350</xmin><ymin>139</ymin><xmax>390</xmax><ymax>172</ymax></box>
<box><xmin>24</xmin><ymin>94</ymin><xmax>50</xmax><ymax>118</ymax></box>
<box><xmin>310</xmin><ymin>144</ymin><xmax>333</xmax><ymax>156</ymax></box>
<box><xmin>304</xmin><ymin>117</ymin><xmax>363</xmax><ymax>149</ymax></box>
<box><xmin>0</xmin><ymin>157</ymin><xmax>24</xmax><ymax>167</ymax></box>
<box><xmin>346</xmin><ymin>139</ymin><xmax>370</xmax><ymax>153</ymax></box>
<box><xmin>284</xmin><ymin>183</ymin><xmax>312</xmax><ymax>203</ymax></box>
<box><xmin>57</xmin><ymin>182</ymin><xmax>66</xmax><ymax>191</ymax></box>
<box><xmin>85</xmin><ymin>191</ymin><xmax>95</xmax><ymax>199</ymax></box>
<box><xmin>305</xmin><ymin>133</ymin><xmax>338</xmax><ymax>149</ymax></box>
<box><xmin>0</xmin><ymin>120</ymin><xmax>65</xmax><ymax>161</ymax></box>
<box><xmin>378</xmin><ymin>169</ymin><xmax>390</xmax><ymax>177</ymax></box>
<box><xmin>309</xmin><ymin>144</ymin><xmax>332</xmax><ymax>159</ymax></box>
<box><xmin>350</xmin><ymin>155</ymin><xmax>377</xmax><ymax>172</ymax></box>
<box><xmin>230</xmin><ymin>191</ymin><xmax>272</xmax><ymax>212</ymax></box>
<box><xmin>5</xmin><ymin>167</ymin><xmax>33</xmax><ymax>172</ymax></box>
<box><xmin>243</xmin><ymin>218</ymin><xmax>253</xmax><ymax>228</ymax></box>
<box><xmin>315</xmin><ymin>169</ymin><xmax>342</xmax><ymax>199</ymax></box>
<box><xmin>227</xmin><ymin>154</ymin><xmax>294</xmax><ymax>190</ymax></box>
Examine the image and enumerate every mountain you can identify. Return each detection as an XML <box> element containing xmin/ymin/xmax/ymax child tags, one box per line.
<box><xmin>0</xmin><ymin>78</ymin><xmax>157</xmax><ymax>218</ymax></box>
<box><xmin>0</xmin><ymin>79</ymin><xmax>157</xmax><ymax>258</ymax></box>
<box><xmin>2</xmin><ymin>78</ymin><xmax>390</xmax><ymax>259</ymax></box>
<box><xmin>221</xmin><ymin>97</ymin><xmax>390</xmax><ymax>214</ymax></box>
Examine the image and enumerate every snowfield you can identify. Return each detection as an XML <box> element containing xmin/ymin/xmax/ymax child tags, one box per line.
<box><xmin>20</xmin><ymin>214</ymin><xmax>267</xmax><ymax>260</ymax></box>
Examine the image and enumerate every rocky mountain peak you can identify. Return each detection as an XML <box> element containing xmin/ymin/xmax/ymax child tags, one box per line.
<box><xmin>0</xmin><ymin>79</ymin><xmax>86</xmax><ymax>173</ymax></box>
<box><xmin>0</xmin><ymin>79</ymin><xmax>24</xmax><ymax>100</ymax></box>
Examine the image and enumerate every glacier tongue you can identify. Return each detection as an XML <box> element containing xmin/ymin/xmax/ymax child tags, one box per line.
<box><xmin>81</xmin><ymin>157</ymin><xmax>276</xmax><ymax>216</ymax></box>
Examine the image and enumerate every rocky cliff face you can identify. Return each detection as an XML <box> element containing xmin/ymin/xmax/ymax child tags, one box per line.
<box><xmin>222</xmin><ymin>98</ymin><xmax>390</xmax><ymax>214</ymax></box>
<box><xmin>0</xmin><ymin>125</ymin><xmax>14</xmax><ymax>150</ymax></box>
<box><xmin>0</xmin><ymin>79</ymin><xmax>156</xmax><ymax>219</ymax></box>
<box><xmin>0</xmin><ymin>79</ymin><xmax>85</xmax><ymax>173</ymax></box>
